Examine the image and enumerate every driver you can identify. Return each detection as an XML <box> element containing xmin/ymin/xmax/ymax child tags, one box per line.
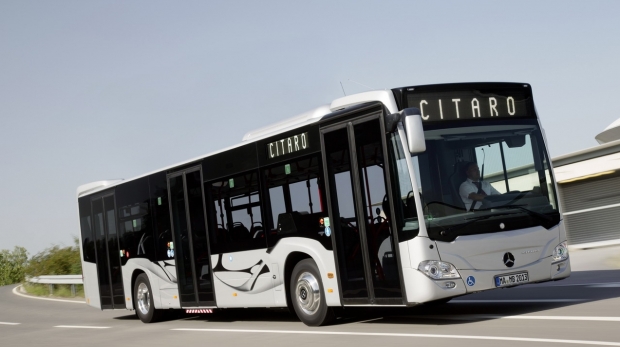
<box><xmin>459</xmin><ymin>162</ymin><xmax>500</xmax><ymax>211</ymax></box>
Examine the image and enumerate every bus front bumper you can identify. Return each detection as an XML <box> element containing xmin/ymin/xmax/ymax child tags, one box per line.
<box><xmin>402</xmin><ymin>255</ymin><xmax>570</xmax><ymax>305</ymax></box>
<box><xmin>457</xmin><ymin>255</ymin><xmax>571</xmax><ymax>294</ymax></box>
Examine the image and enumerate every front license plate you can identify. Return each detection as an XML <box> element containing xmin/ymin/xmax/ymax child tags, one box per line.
<box><xmin>495</xmin><ymin>272</ymin><xmax>529</xmax><ymax>287</ymax></box>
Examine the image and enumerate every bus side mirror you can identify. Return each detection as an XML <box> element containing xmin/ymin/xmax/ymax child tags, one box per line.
<box><xmin>403</xmin><ymin>108</ymin><xmax>426</xmax><ymax>154</ymax></box>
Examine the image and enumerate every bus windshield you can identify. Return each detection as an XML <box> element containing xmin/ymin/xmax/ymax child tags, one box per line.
<box><xmin>393</xmin><ymin>119</ymin><xmax>560</xmax><ymax>242</ymax></box>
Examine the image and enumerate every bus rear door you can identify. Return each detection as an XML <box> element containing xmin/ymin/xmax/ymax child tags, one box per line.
<box><xmin>90</xmin><ymin>192</ymin><xmax>125</xmax><ymax>309</ymax></box>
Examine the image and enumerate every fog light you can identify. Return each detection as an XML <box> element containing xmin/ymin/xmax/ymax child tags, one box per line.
<box><xmin>444</xmin><ymin>281</ymin><xmax>456</xmax><ymax>288</ymax></box>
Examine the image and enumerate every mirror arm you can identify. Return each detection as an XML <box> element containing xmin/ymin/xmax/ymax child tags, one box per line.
<box><xmin>386</xmin><ymin>107</ymin><xmax>426</xmax><ymax>153</ymax></box>
<box><xmin>384</xmin><ymin>113</ymin><xmax>402</xmax><ymax>133</ymax></box>
<box><xmin>386</xmin><ymin>107</ymin><xmax>424</xmax><ymax>133</ymax></box>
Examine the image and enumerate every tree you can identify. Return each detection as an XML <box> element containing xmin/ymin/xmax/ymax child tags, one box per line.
<box><xmin>0</xmin><ymin>246</ymin><xmax>29</xmax><ymax>286</ymax></box>
<box><xmin>25</xmin><ymin>237</ymin><xmax>82</xmax><ymax>277</ymax></box>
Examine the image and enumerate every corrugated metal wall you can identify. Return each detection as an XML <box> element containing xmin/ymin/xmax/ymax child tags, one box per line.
<box><xmin>558</xmin><ymin>173</ymin><xmax>620</xmax><ymax>245</ymax></box>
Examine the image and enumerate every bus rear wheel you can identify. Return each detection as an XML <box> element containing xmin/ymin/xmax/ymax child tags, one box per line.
<box><xmin>134</xmin><ymin>273</ymin><xmax>162</xmax><ymax>323</ymax></box>
<box><xmin>290</xmin><ymin>259</ymin><xmax>334</xmax><ymax>326</ymax></box>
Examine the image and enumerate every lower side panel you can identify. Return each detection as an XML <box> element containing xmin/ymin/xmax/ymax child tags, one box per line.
<box><xmin>82</xmin><ymin>262</ymin><xmax>101</xmax><ymax>309</ymax></box>
<box><xmin>121</xmin><ymin>258</ymin><xmax>181</xmax><ymax>310</ymax></box>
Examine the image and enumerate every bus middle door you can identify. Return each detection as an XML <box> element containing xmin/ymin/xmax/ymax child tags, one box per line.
<box><xmin>167</xmin><ymin>166</ymin><xmax>216</xmax><ymax>308</ymax></box>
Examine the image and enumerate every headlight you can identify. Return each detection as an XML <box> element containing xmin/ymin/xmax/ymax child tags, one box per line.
<box><xmin>553</xmin><ymin>241</ymin><xmax>569</xmax><ymax>262</ymax></box>
<box><xmin>418</xmin><ymin>260</ymin><xmax>460</xmax><ymax>279</ymax></box>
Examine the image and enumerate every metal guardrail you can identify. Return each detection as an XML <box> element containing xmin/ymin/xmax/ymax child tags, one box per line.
<box><xmin>27</xmin><ymin>275</ymin><xmax>83</xmax><ymax>296</ymax></box>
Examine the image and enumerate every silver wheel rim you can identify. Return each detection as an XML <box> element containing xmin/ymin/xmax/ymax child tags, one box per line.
<box><xmin>137</xmin><ymin>282</ymin><xmax>150</xmax><ymax>315</ymax></box>
<box><xmin>296</xmin><ymin>271</ymin><xmax>320</xmax><ymax>316</ymax></box>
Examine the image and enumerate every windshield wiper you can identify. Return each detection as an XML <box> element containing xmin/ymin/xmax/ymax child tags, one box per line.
<box><xmin>440</xmin><ymin>212</ymin><xmax>519</xmax><ymax>236</ymax></box>
<box><xmin>491</xmin><ymin>205</ymin><xmax>557</xmax><ymax>228</ymax></box>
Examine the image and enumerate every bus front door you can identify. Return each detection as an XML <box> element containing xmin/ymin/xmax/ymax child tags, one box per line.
<box><xmin>167</xmin><ymin>167</ymin><xmax>216</xmax><ymax>307</ymax></box>
<box><xmin>90</xmin><ymin>192</ymin><xmax>125</xmax><ymax>309</ymax></box>
<box><xmin>321</xmin><ymin>114</ymin><xmax>404</xmax><ymax>305</ymax></box>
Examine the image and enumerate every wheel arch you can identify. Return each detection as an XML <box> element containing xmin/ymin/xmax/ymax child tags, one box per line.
<box><xmin>270</xmin><ymin>238</ymin><xmax>340</xmax><ymax>307</ymax></box>
<box><xmin>130</xmin><ymin>269</ymin><xmax>146</xmax><ymax>311</ymax></box>
<box><xmin>283</xmin><ymin>251</ymin><xmax>312</xmax><ymax>312</ymax></box>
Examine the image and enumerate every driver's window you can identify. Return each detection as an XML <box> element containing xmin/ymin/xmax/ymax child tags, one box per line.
<box><xmin>475</xmin><ymin>135</ymin><xmax>537</xmax><ymax>194</ymax></box>
<box><xmin>475</xmin><ymin>142</ymin><xmax>506</xmax><ymax>193</ymax></box>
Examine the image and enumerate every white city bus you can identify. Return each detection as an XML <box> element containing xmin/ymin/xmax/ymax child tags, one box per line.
<box><xmin>77</xmin><ymin>82</ymin><xmax>570</xmax><ymax>326</ymax></box>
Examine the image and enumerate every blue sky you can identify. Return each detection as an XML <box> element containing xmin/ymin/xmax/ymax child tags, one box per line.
<box><xmin>1</xmin><ymin>1</ymin><xmax>619</xmax><ymax>253</ymax></box>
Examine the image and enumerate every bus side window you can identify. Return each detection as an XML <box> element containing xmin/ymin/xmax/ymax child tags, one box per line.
<box><xmin>289</xmin><ymin>177</ymin><xmax>321</xmax><ymax>214</ymax></box>
<box><xmin>208</xmin><ymin>170</ymin><xmax>266</xmax><ymax>254</ymax></box>
<box><xmin>148</xmin><ymin>172</ymin><xmax>173</xmax><ymax>263</ymax></box>
<box><xmin>264</xmin><ymin>154</ymin><xmax>331</xmax><ymax>250</ymax></box>
<box><xmin>78</xmin><ymin>197</ymin><xmax>96</xmax><ymax>263</ymax></box>
<box><xmin>268</xmin><ymin>185</ymin><xmax>286</xmax><ymax>231</ymax></box>
<box><xmin>116</xmin><ymin>177</ymin><xmax>155</xmax><ymax>263</ymax></box>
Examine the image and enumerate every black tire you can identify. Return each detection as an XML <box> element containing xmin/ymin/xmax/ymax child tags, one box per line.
<box><xmin>290</xmin><ymin>259</ymin><xmax>334</xmax><ymax>326</ymax></box>
<box><xmin>134</xmin><ymin>273</ymin><xmax>162</xmax><ymax>323</ymax></box>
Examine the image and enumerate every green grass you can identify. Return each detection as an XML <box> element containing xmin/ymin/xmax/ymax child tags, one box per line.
<box><xmin>22</xmin><ymin>282</ymin><xmax>84</xmax><ymax>298</ymax></box>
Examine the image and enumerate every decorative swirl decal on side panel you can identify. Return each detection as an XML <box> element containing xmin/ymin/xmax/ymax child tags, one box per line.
<box><xmin>213</xmin><ymin>253</ymin><xmax>274</xmax><ymax>294</ymax></box>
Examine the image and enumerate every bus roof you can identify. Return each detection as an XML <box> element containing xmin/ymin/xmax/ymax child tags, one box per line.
<box><xmin>77</xmin><ymin>90</ymin><xmax>399</xmax><ymax>198</ymax></box>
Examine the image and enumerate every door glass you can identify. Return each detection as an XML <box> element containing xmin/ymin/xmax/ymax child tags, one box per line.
<box><xmin>324</xmin><ymin>128</ymin><xmax>368</xmax><ymax>299</ymax></box>
<box><xmin>169</xmin><ymin>175</ymin><xmax>196</xmax><ymax>305</ymax></box>
<box><xmin>103</xmin><ymin>195</ymin><xmax>125</xmax><ymax>306</ymax></box>
<box><xmin>185</xmin><ymin>170</ymin><xmax>213</xmax><ymax>303</ymax></box>
<box><xmin>78</xmin><ymin>198</ymin><xmax>96</xmax><ymax>263</ymax></box>
<box><xmin>354</xmin><ymin>120</ymin><xmax>402</xmax><ymax>299</ymax></box>
<box><xmin>92</xmin><ymin>198</ymin><xmax>112</xmax><ymax>308</ymax></box>
<box><xmin>388</xmin><ymin>132</ymin><xmax>421</xmax><ymax>242</ymax></box>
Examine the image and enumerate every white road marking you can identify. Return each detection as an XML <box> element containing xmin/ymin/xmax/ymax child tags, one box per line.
<box><xmin>451</xmin><ymin>299</ymin><xmax>585</xmax><ymax>303</ymax></box>
<box><xmin>171</xmin><ymin>328</ymin><xmax>620</xmax><ymax>346</ymax></box>
<box><xmin>55</xmin><ymin>325</ymin><xmax>110</xmax><ymax>329</ymax></box>
<box><xmin>0</xmin><ymin>322</ymin><xmax>21</xmax><ymax>325</ymax></box>
<box><xmin>416</xmin><ymin>315</ymin><xmax>620</xmax><ymax>322</ymax></box>
<box><xmin>12</xmin><ymin>285</ymin><xmax>85</xmax><ymax>304</ymax></box>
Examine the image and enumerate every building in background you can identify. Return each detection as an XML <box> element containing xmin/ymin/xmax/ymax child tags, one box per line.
<box><xmin>553</xmin><ymin>120</ymin><xmax>620</xmax><ymax>248</ymax></box>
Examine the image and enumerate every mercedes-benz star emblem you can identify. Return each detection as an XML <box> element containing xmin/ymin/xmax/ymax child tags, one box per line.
<box><xmin>503</xmin><ymin>252</ymin><xmax>515</xmax><ymax>267</ymax></box>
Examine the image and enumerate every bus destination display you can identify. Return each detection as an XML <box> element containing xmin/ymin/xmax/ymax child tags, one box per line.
<box><xmin>267</xmin><ymin>132</ymin><xmax>309</xmax><ymax>159</ymax></box>
<box><xmin>406</xmin><ymin>90</ymin><xmax>531</xmax><ymax>122</ymax></box>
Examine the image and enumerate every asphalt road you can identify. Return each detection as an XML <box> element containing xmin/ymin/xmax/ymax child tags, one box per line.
<box><xmin>2</xmin><ymin>250</ymin><xmax>620</xmax><ymax>347</ymax></box>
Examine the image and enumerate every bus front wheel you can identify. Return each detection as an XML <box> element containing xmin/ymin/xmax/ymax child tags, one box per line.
<box><xmin>290</xmin><ymin>259</ymin><xmax>334</xmax><ymax>326</ymax></box>
<box><xmin>134</xmin><ymin>273</ymin><xmax>162</xmax><ymax>323</ymax></box>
